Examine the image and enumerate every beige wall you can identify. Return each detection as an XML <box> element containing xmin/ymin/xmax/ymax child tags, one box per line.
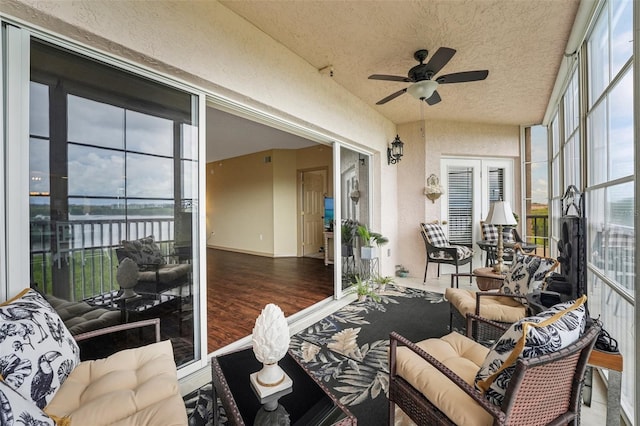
<box><xmin>398</xmin><ymin>120</ymin><xmax>520</xmax><ymax>280</ymax></box>
<box><xmin>207</xmin><ymin>151</ymin><xmax>275</xmax><ymax>256</ymax></box>
<box><xmin>207</xmin><ymin>145</ymin><xmax>333</xmax><ymax>257</ymax></box>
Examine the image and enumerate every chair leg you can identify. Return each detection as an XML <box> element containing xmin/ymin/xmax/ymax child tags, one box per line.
<box><xmin>437</xmin><ymin>263</ymin><xmax>441</xmax><ymax>277</ymax></box>
<box><xmin>423</xmin><ymin>258</ymin><xmax>429</xmax><ymax>283</ymax></box>
<box><xmin>389</xmin><ymin>399</ymin><xmax>395</xmax><ymax>425</ymax></box>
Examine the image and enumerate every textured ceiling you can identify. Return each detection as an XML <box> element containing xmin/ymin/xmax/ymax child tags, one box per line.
<box><xmin>220</xmin><ymin>0</ymin><xmax>579</xmax><ymax>126</ymax></box>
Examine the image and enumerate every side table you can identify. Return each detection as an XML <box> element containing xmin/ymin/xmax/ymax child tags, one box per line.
<box><xmin>211</xmin><ymin>347</ymin><xmax>355</xmax><ymax>425</ymax></box>
<box><xmin>472</xmin><ymin>267</ymin><xmax>505</xmax><ymax>291</ymax></box>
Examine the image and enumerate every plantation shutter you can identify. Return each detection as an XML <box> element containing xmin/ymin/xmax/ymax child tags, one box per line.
<box><xmin>488</xmin><ymin>167</ymin><xmax>505</xmax><ymax>202</ymax></box>
<box><xmin>447</xmin><ymin>167</ymin><xmax>473</xmax><ymax>245</ymax></box>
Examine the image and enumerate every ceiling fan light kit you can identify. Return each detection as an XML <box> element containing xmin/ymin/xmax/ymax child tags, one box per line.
<box><xmin>407</xmin><ymin>80</ymin><xmax>439</xmax><ymax>100</ymax></box>
<box><xmin>369</xmin><ymin>47</ymin><xmax>489</xmax><ymax>106</ymax></box>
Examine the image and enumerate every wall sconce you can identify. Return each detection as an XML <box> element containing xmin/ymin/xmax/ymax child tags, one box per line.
<box><xmin>387</xmin><ymin>134</ymin><xmax>404</xmax><ymax>165</ymax></box>
<box><xmin>424</xmin><ymin>174</ymin><xmax>444</xmax><ymax>203</ymax></box>
<box><xmin>350</xmin><ymin>179</ymin><xmax>360</xmax><ymax>204</ymax></box>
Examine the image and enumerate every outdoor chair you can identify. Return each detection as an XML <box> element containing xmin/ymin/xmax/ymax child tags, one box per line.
<box><xmin>420</xmin><ymin>222</ymin><xmax>473</xmax><ymax>283</ymax></box>
<box><xmin>478</xmin><ymin>221</ymin><xmax>529</xmax><ymax>267</ymax></box>
<box><xmin>445</xmin><ymin>247</ymin><xmax>559</xmax><ymax>339</ymax></box>
<box><xmin>116</xmin><ymin>235</ymin><xmax>192</xmax><ymax>296</ymax></box>
<box><xmin>389</xmin><ymin>298</ymin><xmax>600</xmax><ymax>426</ymax></box>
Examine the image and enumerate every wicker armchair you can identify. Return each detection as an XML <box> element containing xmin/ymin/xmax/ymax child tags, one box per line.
<box><xmin>446</xmin><ymin>248</ymin><xmax>559</xmax><ymax>338</ymax></box>
<box><xmin>388</xmin><ymin>315</ymin><xmax>601</xmax><ymax>426</ymax></box>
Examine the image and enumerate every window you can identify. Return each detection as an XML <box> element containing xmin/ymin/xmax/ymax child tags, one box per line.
<box><xmin>29</xmin><ymin>40</ymin><xmax>200</xmax><ymax>367</ymax></box>
<box><xmin>583</xmin><ymin>0</ymin><xmax>634</xmax><ymax>416</ymax></box>
<box><xmin>523</xmin><ymin>126</ymin><xmax>549</xmax><ymax>256</ymax></box>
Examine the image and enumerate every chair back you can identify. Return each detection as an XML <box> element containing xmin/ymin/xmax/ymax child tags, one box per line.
<box><xmin>420</xmin><ymin>222</ymin><xmax>449</xmax><ymax>247</ymax></box>
<box><xmin>500</xmin><ymin>321</ymin><xmax>601</xmax><ymax>425</ymax></box>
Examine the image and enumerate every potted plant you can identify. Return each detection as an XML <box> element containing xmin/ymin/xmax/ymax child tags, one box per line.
<box><xmin>341</xmin><ymin>219</ymin><xmax>359</xmax><ymax>257</ymax></box>
<box><xmin>348</xmin><ymin>276</ymin><xmax>380</xmax><ymax>302</ymax></box>
<box><xmin>373</xmin><ymin>274</ymin><xmax>394</xmax><ymax>292</ymax></box>
<box><xmin>395</xmin><ymin>265</ymin><xmax>409</xmax><ymax>278</ymax></box>
<box><xmin>356</xmin><ymin>225</ymin><xmax>388</xmax><ymax>260</ymax></box>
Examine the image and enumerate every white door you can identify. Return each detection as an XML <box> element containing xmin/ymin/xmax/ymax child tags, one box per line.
<box><xmin>301</xmin><ymin>169</ymin><xmax>327</xmax><ymax>257</ymax></box>
<box><xmin>441</xmin><ymin>158</ymin><xmax>514</xmax><ymax>265</ymax></box>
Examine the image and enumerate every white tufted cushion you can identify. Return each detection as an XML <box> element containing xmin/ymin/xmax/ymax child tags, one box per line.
<box><xmin>45</xmin><ymin>340</ymin><xmax>187</xmax><ymax>426</ymax></box>
<box><xmin>395</xmin><ymin>332</ymin><xmax>493</xmax><ymax>426</ymax></box>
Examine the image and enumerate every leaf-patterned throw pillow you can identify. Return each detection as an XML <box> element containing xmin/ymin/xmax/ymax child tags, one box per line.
<box><xmin>501</xmin><ymin>251</ymin><xmax>559</xmax><ymax>296</ymax></box>
<box><xmin>121</xmin><ymin>235</ymin><xmax>166</xmax><ymax>267</ymax></box>
<box><xmin>474</xmin><ymin>295</ymin><xmax>587</xmax><ymax>407</ymax></box>
<box><xmin>0</xmin><ymin>381</ymin><xmax>56</xmax><ymax>426</ymax></box>
<box><xmin>0</xmin><ymin>289</ymin><xmax>80</xmax><ymax>409</ymax></box>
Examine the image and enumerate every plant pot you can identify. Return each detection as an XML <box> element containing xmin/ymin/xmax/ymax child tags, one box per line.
<box><xmin>357</xmin><ymin>294</ymin><xmax>367</xmax><ymax>302</ymax></box>
<box><xmin>377</xmin><ymin>284</ymin><xmax>386</xmax><ymax>292</ymax></box>
<box><xmin>360</xmin><ymin>246</ymin><xmax>378</xmax><ymax>260</ymax></box>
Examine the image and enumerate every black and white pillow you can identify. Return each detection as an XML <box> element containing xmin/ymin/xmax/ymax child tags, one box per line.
<box><xmin>0</xmin><ymin>381</ymin><xmax>56</xmax><ymax>426</ymax></box>
<box><xmin>501</xmin><ymin>251</ymin><xmax>559</xmax><ymax>296</ymax></box>
<box><xmin>121</xmin><ymin>235</ymin><xmax>165</xmax><ymax>266</ymax></box>
<box><xmin>422</xmin><ymin>223</ymin><xmax>448</xmax><ymax>247</ymax></box>
<box><xmin>481</xmin><ymin>223</ymin><xmax>499</xmax><ymax>242</ymax></box>
<box><xmin>474</xmin><ymin>296</ymin><xmax>587</xmax><ymax>406</ymax></box>
<box><xmin>0</xmin><ymin>289</ymin><xmax>80</xmax><ymax>408</ymax></box>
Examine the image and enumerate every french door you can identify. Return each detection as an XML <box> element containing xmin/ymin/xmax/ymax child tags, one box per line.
<box><xmin>440</xmin><ymin>158</ymin><xmax>514</xmax><ymax>250</ymax></box>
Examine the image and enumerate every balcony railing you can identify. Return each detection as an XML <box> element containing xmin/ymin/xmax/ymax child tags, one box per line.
<box><xmin>525</xmin><ymin>214</ymin><xmax>549</xmax><ymax>257</ymax></box>
<box><xmin>30</xmin><ymin>218</ymin><xmax>176</xmax><ymax>301</ymax></box>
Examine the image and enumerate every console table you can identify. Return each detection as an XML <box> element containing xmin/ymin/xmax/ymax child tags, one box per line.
<box><xmin>323</xmin><ymin>231</ymin><xmax>334</xmax><ymax>266</ymax></box>
<box><xmin>211</xmin><ymin>347</ymin><xmax>355</xmax><ymax>425</ymax></box>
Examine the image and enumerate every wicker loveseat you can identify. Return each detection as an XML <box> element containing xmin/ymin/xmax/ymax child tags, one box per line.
<box><xmin>0</xmin><ymin>288</ymin><xmax>187</xmax><ymax>426</ymax></box>
<box><xmin>389</xmin><ymin>299</ymin><xmax>600</xmax><ymax>426</ymax></box>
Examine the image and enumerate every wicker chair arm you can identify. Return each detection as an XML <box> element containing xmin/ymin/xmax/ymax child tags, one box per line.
<box><xmin>465</xmin><ymin>313</ymin><xmax>509</xmax><ymax>338</ymax></box>
<box><xmin>73</xmin><ymin>318</ymin><xmax>161</xmax><ymax>343</ymax></box>
<box><xmin>474</xmin><ymin>292</ymin><xmax>527</xmax><ymax>317</ymax></box>
<box><xmin>390</xmin><ymin>331</ymin><xmax>506</xmax><ymax>424</ymax></box>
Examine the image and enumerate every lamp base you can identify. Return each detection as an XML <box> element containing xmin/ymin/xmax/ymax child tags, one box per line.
<box><xmin>250</xmin><ymin>369</ymin><xmax>293</xmax><ymax>400</ymax></box>
<box><xmin>492</xmin><ymin>262</ymin><xmax>509</xmax><ymax>274</ymax></box>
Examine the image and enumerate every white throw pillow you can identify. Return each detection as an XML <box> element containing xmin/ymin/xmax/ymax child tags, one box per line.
<box><xmin>474</xmin><ymin>295</ymin><xmax>587</xmax><ymax>406</ymax></box>
<box><xmin>0</xmin><ymin>289</ymin><xmax>80</xmax><ymax>408</ymax></box>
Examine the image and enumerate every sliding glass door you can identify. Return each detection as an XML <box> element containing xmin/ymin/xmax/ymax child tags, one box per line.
<box><xmin>26</xmin><ymin>39</ymin><xmax>201</xmax><ymax>368</ymax></box>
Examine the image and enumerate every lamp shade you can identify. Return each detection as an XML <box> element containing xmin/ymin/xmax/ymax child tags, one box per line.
<box><xmin>485</xmin><ymin>201</ymin><xmax>517</xmax><ymax>226</ymax></box>
<box><xmin>407</xmin><ymin>80</ymin><xmax>439</xmax><ymax>100</ymax></box>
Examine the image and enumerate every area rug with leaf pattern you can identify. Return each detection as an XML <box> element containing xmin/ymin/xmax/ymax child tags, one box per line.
<box><xmin>184</xmin><ymin>284</ymin><xmax>449</xmax><ymax>425</ymax></box>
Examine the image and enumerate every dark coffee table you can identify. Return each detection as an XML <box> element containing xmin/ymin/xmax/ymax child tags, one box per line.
<box><xmin>85</xmin><ymin>290</ymin><xmax>179</xmax><ymax>323</ymax></box>
<box><xmin>211</xmin><ymin>347</ymin><xmax>355</xmax><ymax>425</ymax></box>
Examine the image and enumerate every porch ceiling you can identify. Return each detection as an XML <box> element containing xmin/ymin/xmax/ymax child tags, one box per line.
<box><xmin>220</xmin><ymin>0</ymin><xmax>580</xmax><ymax>126</ymax></box>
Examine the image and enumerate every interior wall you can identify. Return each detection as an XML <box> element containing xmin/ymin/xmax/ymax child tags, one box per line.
<box><xmin>207</xmin><ymin>145</ymin><xmax>334</xmax><ymax>257</ymax></box>
<box><xmin>398</xmin><ymin>119</ymin><xmax>520</xmax><ymax>280</ymax></box>
<box><xmin>272</xmin><ymin>149</ymin><xmax>298</xmax><ymax>257</ymax></box>
<box><xmin>207</xmin><ymin>151</ymin><xmax>275</xmax><ymax>256</ymax></box>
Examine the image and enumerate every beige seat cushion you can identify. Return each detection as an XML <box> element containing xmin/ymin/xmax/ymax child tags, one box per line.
<box><xmin>395</xmin><ymin>332</ymin><xmax>492</xmax><ymax>426</ymax></box>
<box><xmin>138</xmin><ymin>263</ymin><xmax>191</xmax><ymax>284</ymax></box>
<box><xmin>445</xmin><ymin>287</ymin><xmax>527</xmax><ymax>323</ymax></box>
<box><xmin>45</xmin><ymin>340</ymin><xmax>187</xmax><ymax>426</ymax></box>
<box><xmin>45</xmin><ymin>294</ymin><xmax>120</xmax><ymax>335</ymax></box>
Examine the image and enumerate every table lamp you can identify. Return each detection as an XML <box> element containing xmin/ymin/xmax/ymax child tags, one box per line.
<box><xmin>486</xmin><ymin>200</ymin><xmax>518</xmax><ymax>273</ymax></box>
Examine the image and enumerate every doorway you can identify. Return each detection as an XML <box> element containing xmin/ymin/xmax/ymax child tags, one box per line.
<box><xmin>440</xmin><ymin>157</ymin><xmax>514</xmax><ymax>265</ymax></box>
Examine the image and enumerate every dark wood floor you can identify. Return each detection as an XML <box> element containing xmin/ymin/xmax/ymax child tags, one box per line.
<box><xmin>207</xmin><ymin>248</ymin><xmax>334</xmax><ymax>352</ymax></box>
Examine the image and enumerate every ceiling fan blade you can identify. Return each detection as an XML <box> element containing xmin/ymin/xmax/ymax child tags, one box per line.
<box><xmin>424</xmin><ymin>47</ymin><xmax>456</xmax><ymax>75</ymax></box>
<box><xmin>437</xmin><ymin>70</ymin><xmax>489</xmax><ymax>84</ymax></box>
<box><xmin>368</xmin><ymin>74</ymin><xmax>413</xmax><ymax>82</ymax></box>
<box><xmin>376</xmin><ymin>88</ymin><xmax>407</xmax><ymax>105</ymax></box>
<box><xmin>424</xmin><ymin>90</ymin><xmax>441</xmax><ymax>105</ymax></box>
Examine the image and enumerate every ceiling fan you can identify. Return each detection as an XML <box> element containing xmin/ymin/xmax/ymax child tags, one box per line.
<box><xmin>369</xmin><ymin>47</ymin><xmax>489</xmax><ymax>105</ymax></box>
